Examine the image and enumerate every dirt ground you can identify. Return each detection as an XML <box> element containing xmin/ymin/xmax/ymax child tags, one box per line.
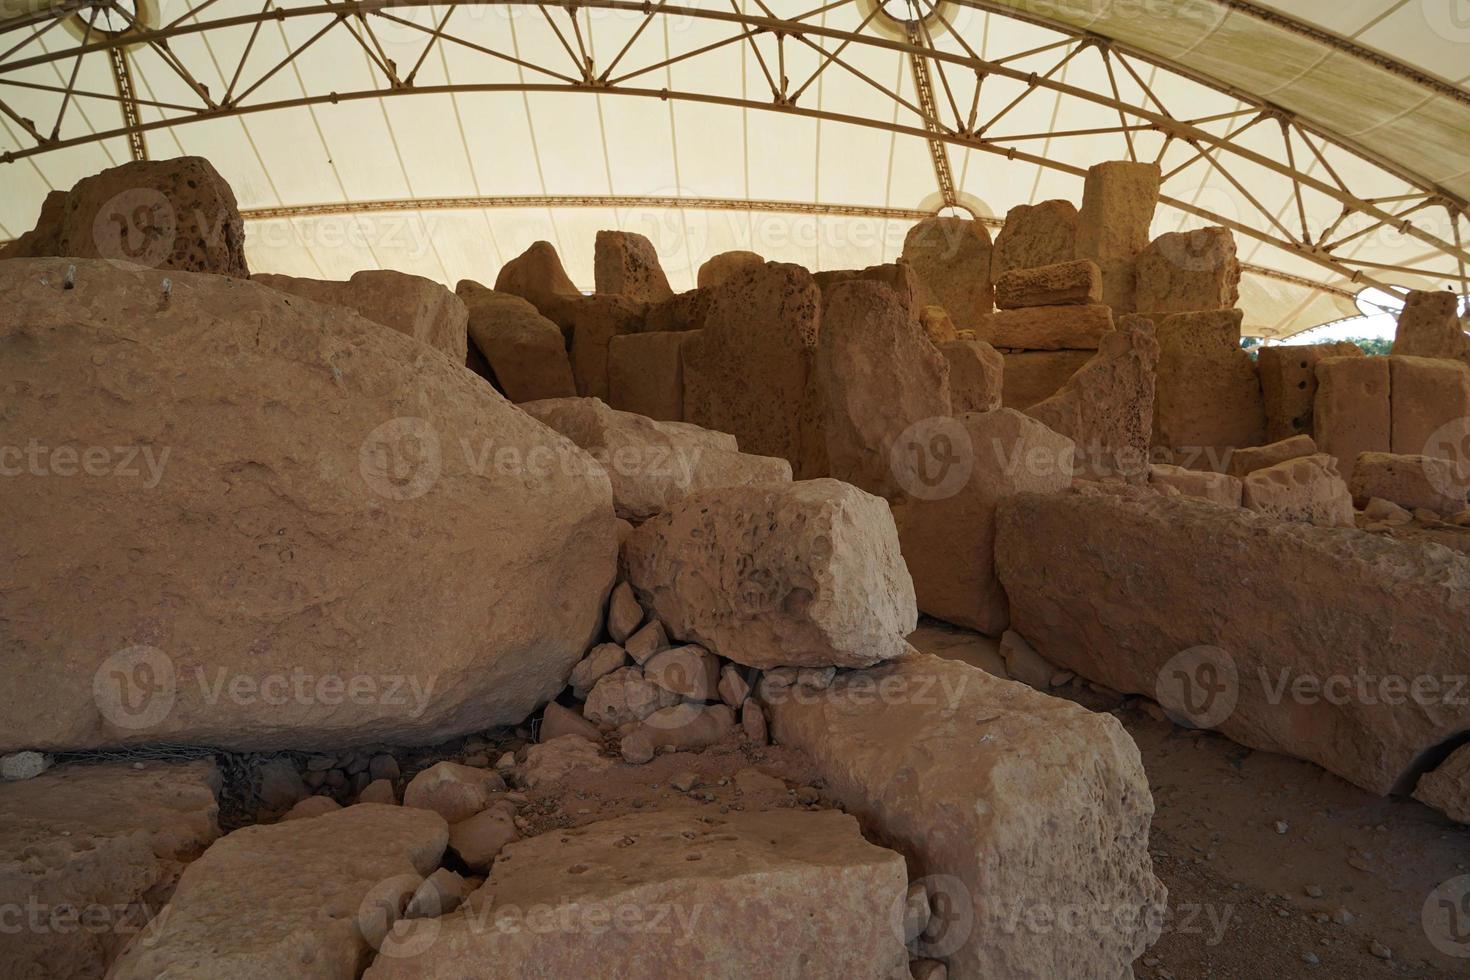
<box><xmin>910</xmin><ymin>620</ymin><xmax>1470</xmax><ymax>979</ymax></box>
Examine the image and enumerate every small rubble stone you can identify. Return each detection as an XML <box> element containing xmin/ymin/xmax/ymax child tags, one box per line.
<box><xmin>369</xmin><ymin>754</ymin><xmax>400</xmax><ymax>783</ymax></box>
<box><xmin>359</xmin><ymin>779</ymin><xmax>397</xmax><ymax>805</ymax></box>
<box><xmin>719</xmin><ymin>664</ymin><xmax>752</xmax><ymax>706</ymax></box>
<box><xmin>539</xmin><ymin>702</ymin><xmax>602</xmax><ymax>743</ymax></box>
<box><xmin>404</xmin><ymin>868</ymin><xmax>472</xmax><ymax>920</ymax></box>
<box><xmin>1000</xmin><ymin>630</ymin><xmax>1053</xmax><ymax>689</ymax></box>
<box><xmin>280</xmin><ymin>796</ymin><xmax>341</xmax><ymax>821</ymax></box>
<box><xmin>607</xmin><ymin>581</ymin><xmax>644</xmax><ymax>643</ymax></box>
<box><xmin>625</xmin><ymin>621</ymin><xmax>669</xmax><ymax>665</ymax></box>
<box><xmin>569</xmin><ymin>643</ymin><xmax>628</xmax><ymax>699</ymax></box>
<box><xmin>449</xmin><ymin>806</ymin><xmax>519</xmax><ymax>870</ymax></box>
<box><xmin>1</xmin><ymin>751</ymin><xmax>50</xmax><ymax>782</ymax></box>
<box><xmin>903</xmin><ymin>881</ymin><xmax>932</xmax><ymax>943</ymax></box>
<box><xmin>644</xmin><ymin>645</ymin><xmax>722</xmax><ymax>701</ymax></box>
<box><xmin>402</xmin><ymin>762</ymin><xmax>505</xmax><ymax>824</ymax></box>
<box><xmin>583</xmin><ymin>667</ymin><xmax>680</xmax><ymax>727</ymax></box>
<box><xmin>1412</xmin><ymin>742</ymin><xmax>1470</xmax><ymax>823</ymax></box>
<box><xmin>521</xmin><ymin>735</ymin><xmax>612</xmax><ymax>788</ymax></box>
<box><xmin>742</xmin><ymin>701</ymin><xmax>769</xmax><ymax>744</ymax></box>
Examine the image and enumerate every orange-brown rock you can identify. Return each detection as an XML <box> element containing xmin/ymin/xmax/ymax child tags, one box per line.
<box><xmin>594</xmin><ymin>230</ymin><xmax>673</xmax><ymax>303</ymax></box>
<box><xmin>1000</xmin><ymin>350</ymin><xmax>1094</xmax><ymax>409</ymax></box>
<box><xmin>816</xmin><ymin>279</ymin><xmax>951</xmax><ymax>497</ymax></box>
<box><xmin>1076</xmin><ymin>161</ymin><xmax>1160</xmax><ymax>313</ymax></box>
<box><xmin>493</xmin><ymin>240</ymin><xmax>583</xmax><ymax>325</ymax></box>
<box><xmin>566</xmin><ymin>294</ymin><xmax>645</xmax><ymax>401</ymax></box>
<box><xmin>768</xmin><ymin>651</ymin><xmax>1166</xmax><ymax>979</ymax></box>
<box><xmin>1241</xmin><ymin>453</ymin><xmax>1354</xmax><ymax>527</ymax></box>
<box><xmin>1414</xmin><ymin>744</ymin><xmax>1470</xmax><ymax>824</ymax></box>
<box><xmin>979</xmin><ymin>303</ymin><xmax>1114</xmax><ymax>350</ymax></box>
<box><xmin>0</xmin><ymin>189</ymin><xmax>66</xmax><ymax>260</ymax></box>
<box><xmin>920</xmin><ymin>305</ymin><xmax>959</xmax><ymax>344</ymax></box>
<box><xmin>607</xmin><ymin>329</ymin><xmax>698</xmax><ymax>421</ymax></box>
<box><xmin>1135</xmin><ymin>226</ymin><xmax>1240</xmax><ymax>315</ymax></box>
<box><xmin>696</xmin><ymin>249</ymin><xmax>765</xmax><ymax>289</ymax></box>
<box><xmin>1314</xmin><ymin>355</ymin><xmax>1390</xmax><ymax>482</ymax></box>
<box><xmin>1349</xmin><ymin>452</ymin><xmax>1468</xmax><ymax>516</ymax></box>
<box><xmin>1390</xmin><ymin>289</ymin><xmax>1469</xmax><ymax>363</ymax></box>
<box><xmin>0</xmin><ymin>258</ymin><xmax>616</xmax><ymax>753</ymax></box>
<box><xmin>940</xmin><ymin>338</ymin><xmax>1004</xmax><ymax>413</ymax></box>
<box><xmin>1150</xmin><ymin>309</ymin><xmax>1264</xmax><ymax>461</ymax></box>
<box><xmin>901</xmin><ymin>216</ymin><xmax>995</xmax><ymax>331</ymax></box>
<box><xmin>1226</xmin><ymin>434</ymin><xmax>1318</xmax><ymax>478</ymax></box>
<box><xmin>992</xmin><ymin>199</ymin><xmax>1078</xmax><ymax>278</ymax></box>
<box><xmin>256</xmin><ymin>270</ymin><xmax>469</xmax><ymax>363</ymax></box>
<box><xmin>995</xmin><ymin>490</ymin><xmax>1470</xmax><ymax>796</ymax></box>
<box><xmin>994</xmin><ymin>259</ymin><xmax>1102</xmax><ymax>309</ymax></box>
<box><xmin>1257</xmin><ymin>342</ymin><xmax>1363</xmax><ymax>442</ymax></box>
<box><xmin>1147</xmin><ymin>463</ymin><xmax>1242</xmax><ymax>506</ymax></box>
<box><xmin>624</xmin><ymin>479</ymin><xmax>917</xmax><ymax>669</ymax></box>
<box><xmin>1389</xmin><ymin>356</ymin><xmax>1470</xmax><ymax>471</ymax></box>
<box><xmin>455</xmin><ymin>282</ymin><xmax>575</xmax><ymax>401</ymax></box>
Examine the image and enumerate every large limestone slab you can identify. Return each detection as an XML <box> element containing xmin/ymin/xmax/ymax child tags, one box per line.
<box><xmin>978</xmin><ymin>303</ymin><xmax>1113</xmax><ymax>350</ymax></box>
<box><xmin>1257</xmin><ymin>342</ymin><xmax>1363</xmax><ymax>442</ymax></box>
<box><xmin>682</xmin><ymin>262</ymin><xmax>825</xmax><ymax>477</ymax></box>
<box><xmin>1349</xmin><ymin>452</ymin><xmax>1468</xmax><ymax>516</ymax></box>
<box><xmin>994</xmin><ymin>259</ymin><xmax>1102</xmax><ymax>309</ymax></box>
<box><xmin>901</xmin><ymin>217</ymin><xmax>995</xmax><ymax>331</ymax></box>
<box><xmin>365</xmin><ymin>808</ymin><xmax>909</xmax><ymax>979</ymax></box>
<box><xmin>1025</xmin><ymin>318</ymin><xmax>1159</xmax><ymax>481</ymax></box>
<box><xmin>1241</xmin><ymin>453</ymin><xmax>1355</xmax><ymax>527</ymax></box>
<box><xmin>1389</xmin><ymin>356</ymin><xmax>1470</xmax><ymax>472</ymax></box>
<box><xmin>625</xmin><ymin>480</ymin><xmax>917</xmax><ymax>669</ymax></box>
<box><xmin>1390</xmin><ymin>289</ymin><xmax>1469</xmax><ymax>362</ymax></box>
<box><xmin>257</xmin><ymin>270</ymin><xmax>470</xmax><ymax>363</ymax></box>
<box><xmin>995</xmin><ymin>491</ymin><xmax>1470</xmax><ymax>795</ymax></box>
<box><xmin>768</xmin><ymin>652</ymin><xmax>1165</xmax><ymax>980</ymax></box>
<box><xmin>594</xmin><ymin>230</ymin><xmax>674</xmax><ymax>304</ymax></box>
<box><xmin>110</xmin><ymin>804</ymin><xmax>447</xmax><ymax>978</ymax></box>
<box><xmin>1000</xmin><ymin>350</ymin><xmax>1093</xmax><ymax>409</ymax></box>
<box><xmin>816</xmin><ymin>279</ymin><xmax>951</xmax><ymax>497</ymax></box>
<box><xmin>521</xmin><ymin>397</ymin><xmax>791</xmax><ymax>520</ymax></box>
<box><xmin>0</xmin><ymin>761</ymin><xmax>220</xmax><ymax>980</ymax></box>
<box><xmin>1075</xmin><ymin>161</ymin><xmax>1160</xmax><ymax>313</ymax></box>
<box><xmin>991</xmin><ymin>199</ymin><xmax>1078</xmax><ymax>278</ymax></box>
<box><xmin>1134</xmin><ymin>226</ymin><xmax>1240</xmax><ymax>315</ymax></box>
<box><xmin>568</xmin><ymin>294</ymin><xmax>646</xmax><ymax>401</ymax></box>
<box><xmin>52</xmin><ymin>156</ymin><xmax>248</xmax><ymax>277</ymax></box>
<box><xmin>1314</xmin><ymin>355</ymin><xmax>1390</xmax><ymax>483</ymax></box>
<box><xmin>940</xmin><ymin>339</ymin><xmax>1004</xmax><ymax>414</ymax></box>
<box><xmin>607</xmin><ymin>330</ymin><xmax>698</xmax><ymax>422</ymax></box>
<box><xmin>892</xmin><ymin>410</ymin><xmax>1074</xmax><ymax>635</ymax></box>
<box><xmin>1227</xmin><ymin>434</ymin><xmax>1318</xmax><ymax>478</ymax></box>
<box><xmin>1151</xmin><ymin>309</ymin><xmax>1265</xmax><ymax>458</ymax></box>
<box><xmin>456</xmin><ymin>281</ymin><xmax>574</xmax><ymax>401</ymax></box>
<box><xmin>0</xmin><ymin>259</ymin><xmax>615</xmax><ymax>753</ymax></box>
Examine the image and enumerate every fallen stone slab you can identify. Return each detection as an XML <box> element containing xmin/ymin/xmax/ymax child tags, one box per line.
<box><xmin>1349</xmin><ymin>452</ymin><xmax>1468</xmax><ymax>516</ymax></box>
<box><xmin>1147</xmin><ymin>463</ymin><xmax>1242</xmax><ymax>507</ymax></box>
<box><xmin>1227</xmin><ymin>434</ymin><xmax>1318</xmax><ymax>478</ymax></box>
<box><xmin>1000</xmin><ymin>350</ymin><xmax>1093</xmax><ymax>409</ymax></box>
<box><xmin>893</xmin><ymin>410</ymin><xmax>1074</xmax><ymax>635</ymax></box>
<box><xmin>1076</xmin><ymin>161</ymin><xmax>1160</xmax><ymax>313</ymax></box>
<box><xmin>0</xmin><ymin>760</ymin><xmax>221</xmax><ymax>980</ymax></box>
<box><xmin>991</xmin><ymin>199</ymin><xmax>1078</xmax><ymax>278</ymax></box>
<box><xmin>625</xmin><ymin>479</ymin><xmax>917</xmax><ymax>669</ymax></box>
<box><xmin>902</xmin><ymin>216</ymin><xmax>995</xmax><ymax>332</ymax></box>
<box><xmin>608</xmin><ymin>330</ymin><xmax>698</xmax><ymax>422</ymax></box>
<box><xmin>365</xmin><ymin>808</ymin><xmax>909</xmax><ymax>978</ymax></box>
<box><xmin>1134</xmin><ymin>226</ymin><xmax>1240</xmax><ymax>315</ymax></box>
<box><xmin>456</xmin><ymin>282</ymin><xmax>575</xmax><ymax>401</ymax></box>
<box><xmin>994</xmin><ymin>259</ymin><xmax>1102</xmax><ymax>309</ymax></box>
<box><xmin>0</xmin><ymin>259</ymin><xmax>616</xmax><ymax>753</ymax></box>
<box><xmin>995</xmin><ymin>491</ymin><xmax>1470</xmax><ymax>795</ymax></box>
<box><xmin>594</xmin><ymin>230</ymin><xmax>673</xmax><ymax>303</ymax></box>
<box><xmin>1413</xmin><ymin>743</ymin><xmax>1470</xmax><ymax>824</ymax></box>
<box><xmin>979</xmin><ymin>303</ymin><xmax>1113</xmax><ymax>350</ymax></box>
<box><xmin>768</xmin><ymin>651</ymin><xmax>1164</xmax><ymax>979</ymax></box>
<box><xmin>816</xmin><ymin>279</ymin><xmax>951</xmax><ymax>497</ymax></box>
<box><xmin>1314</xmin><ymin>355</ymin><xmax>1390</xmax><ymax>483</ymax></box>
<box><xmin>1256</xmin><ymin>342</ymin><xmax>1363</xmax><ymax>442</ymax></box>
<box><xmin>110</xmin><ymin>804</ymin><xmax>447</xmax><ymax>979</ymax></box>
<box><xmin>256</xmin><ymin>270</ymin><xmax>469</xmax><ymax>363</ymax></box>
<box><xmin>1241</xmin><ymin>453</ymin><xmax>1355</xmax><ymax>527</ymax></box>
<box><xmin>940</xmin><ymin>338</ymin><xmax>1004</xmax><ymax>413</ymax></box>
<box><xmin>521</xmin><ymin>397</ymin><xmax>791</xmax><ymax>520</ymax></box>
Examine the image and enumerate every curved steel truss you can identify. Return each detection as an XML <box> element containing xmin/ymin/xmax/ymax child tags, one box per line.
<box><xmin>1</xmin><ymin>0</ymin><xmax>1467</xmax><ymax>301</ymax></box>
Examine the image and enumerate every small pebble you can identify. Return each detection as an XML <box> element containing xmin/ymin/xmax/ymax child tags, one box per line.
<box><xmin>1301</xmin><ymin>952</ymin><xmax>1319</xmax><ymax>966</ymax></box>
<box><xmin>1305</xmin><ymin>885</ymin><xmax>1323</xmax><ymax>898</ymax></box>
<box><xmin>1368</xmin><ymin>941</ymin><xmax>1392</xmax><ymax>960</ymax></box>
<box><xmin>1274</xmin><ymin>820</ymin><xmax>1289</xmax><ymax>835</ymax></box>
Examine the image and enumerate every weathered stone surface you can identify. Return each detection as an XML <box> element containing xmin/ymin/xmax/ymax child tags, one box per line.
<box><xmin>920</xmin><ymin>305</ymin><xmax>959</xmax><ymax>344</ymax></box>
<box><xmin>1314</xmin><ymin>355</ymin><xmax>1390</xmax><ymax>483</ymax></box>
<box><xmin>1390</xmin><ymin>289</ymin><xmax>1469</xmax><ymax>362</ymax></box>
<box><xmin>994</xmin><ymin>259</ymin><xmax>1102</xmax><ymax>309</ymax></box>
<box><xmin>1148</xmin><ymin>463</ymin><xmax>1242</xmax><ymax>506</ymax></box>
<box><xmin>1134</xmin><ymin>226</ymin><xmax>1240</xmax><ymax>315</ymax></box>
<box><xmin>522</xmin><ymin>397</ymin><xmax>792</xmax><ymax>520</ymax></box>
<box><xmin>769</xmin><ymin>652</ymin><xmax>1164</xmax><ymax>980</ymax></box>
<box><xmin>1227</xmin><ymin>434</ymin><xmax>1318</xmax><ymax>478</ymax></box>
<box><xmin>939</xmin><ymin>339</ymin><xmax>1004</xmax><ymax>414</ymax></box>
<box><xmin>992</xmin><ymin>199</ymin><xmax>1078</xmax><ymax>278</ymax></box>
<box><xmin>447</xmin><ymin>806</ymin><xmax>518</xmax><ymax>870</ymax></box>
<box><xmin>455</xmin><ymin>282</ymin><xmax>575</xmax><ymax>401</ymax></box>
<box><xmin>816</xmin><ymin>280</ymin><xmax>951</xmax><ymax>497</ymax></box>
<box><xmin>584</xmin><ymin>666</ymin><xmax>680</xmax><ymax>727</ymax></box>
<box><xmin>521</xmin><ymin>735</ymin><xmax>612</xmax><ymax>788</ymax></box>
<box><xmin>0</xmin><ymin>189</ymin><xmax>66</xmax><ymax>260</ymax></box>
<box><xmin>1389</xmin><ymin>356</ymin><xmax>1470</xmax><ymax>472</ymax></box>
<box><xmin>995</xmin><ymin>491</ymin><xmax>1470</xmax><ymax>795</ymax></box>
<box><xmin>569</xmin><ymin>643</ymin><xmax>628</xmax><ymax>700</ymax></box>
<box><xmin>366</xmin><ymin>808</ymin><xmax>909</xmax><ymax>978</ymax></box>
<box><xmin>608</xmin><ymin>330</ymin><xmax>698</xmax><ymax>422</ymax></box>
<box><xmin>1152</xmin><ymin>309</ymin><xmax>1265</xmax><ymax>458</ymax></box>
<box><xmin>594</xmin><ymin>230</ymin><xmax>674</xmax><ymax>304</ymax></box>
<box><xmin>1349</xmin><ymin>452</ymin><xmax>1468</xmax><ymax>515</ymax></box>
<box><xmin>540</xmin><ymin>700</ymin><xmax>602</xmax><ymax>742</ymax></box>
<box><xmin>1414</xmin><ymin>743</ymin><xmax>1470</xmax><ymax>824</ymax></box>
<box><xmin>257</xmin><ymin>270</ymin><xmax>470</xmax><ymax>363</ymax></box>
<box><xmin>1257</xmin><ymin>342</ymin><xmax>1363</xmax><ymax>442</ymax></box>
<box><xmin>403</xmin><ymin>762</ymin><xmax>504</xmax><ymax>824</ymax></box>
<box><xmin>1241</xmin><ymin>453</ymin><xmax>1354</xmax><ymax>527</ymax></box>
<box><xmin>630</xmin><ymin>702</ymin><xmax>738</xmax><ymax>754</ymax></box>
<box><xmin>644</xmin><ymin>644</ymin><xmax>721</xmax><ymax>701</ymax></box>
<box><xmin>645</xmin><ymin>287</ymin><xmax>712</xmax><ymax>333</ymax></box>
<box><xmin>0</xmin><ymin>760</ymin><xmax>220</xmax><ymax>980</ymax></box>
<box><xmin>51</xmin><ymin>156</ymin><xmax>248</xmax><ymax>277</ymax></box>
<box><xmin>1076</xmin><ymin>161</ymin><xmax>1161</xmax><ymax>313</ymax></box>
<box><xmin>892</xmin><ymin>410</ymin><xmax>1074</xmax><ymax>635</ymax></box>
<box><xmin>979</xmin><ymin>303</ymin><xmax>1114</xmax><ymax>350</ymax></box>
<box><xmin>608</xmin><ymin>582</ymin><xmax>644</xmax><ymax>643</ymax></box>
<box><xmin>1000</xmin><ymin>350</ymin><xmax>1094</xmax><ymax>409</ymax></box>
<box><xmin>0</xmin><ymin>259</ymin><xmax>615</xmax><ymax>753</ymax></box>
<box><xmin>625</xmin><ymin>479</ymin><xmax>917</xmax><ymax>669</ymax></box>
<box><xmin>1026</xmin><ymin>318</ymin><xmax>1159</xmax><ymax>481</ymax></box>
<box><xmin>814</xmin><ymin>262</ymin><xmax>925</xmax><ymax>326</ymax></box>
<box><xmin>566</xmin><ymin>294</ymin><xmax>645</xmax><ymax>401</ymax></box>
<box><xmin>682</xmin><ymin>263</ymin><xmax>825</xmax><ymax>477</ymax></box>
<box><xmin>901</xmin><ymin>217</ymin><xmax>995</xmax><ymax>331</ymax></box>
<box><xmin>697</xmin><ymin>250</ymin><xmax>765</xmax><ymax>289</ymax></box>
<box><xmin>493</xmin><ymin>240</ymin><xmax>583</xmax><ymax>324</ymax></box>
<box><xmin>280</xmin><ymin>795</ymin><xmax>340</xmax><ymax>821</ymax></box>
<box><xmin>110</xmin><ymin>804</ymin><xmax>447</xmax><ymax>979</ymax></box>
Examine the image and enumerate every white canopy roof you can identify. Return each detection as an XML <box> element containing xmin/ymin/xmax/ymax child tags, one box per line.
<box><xmin>2</xmin><ymin>0</ymin><xmax>1466</xmax><ymax>336</ymax></box>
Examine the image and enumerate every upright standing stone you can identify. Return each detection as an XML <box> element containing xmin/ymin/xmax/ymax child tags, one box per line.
<box><xmin>608</xmin><ymin>330</ymin><xmax>698</xmax><ymax>421</ymax></box>
<box><xmin>455</xmin><ymin>282</ymin><xmax>575</xmax><ymax>402</ymax></box>
<box><xmin>1389</xmin><ymin>356</ymin><xmax>1470</xmax><ymax>468</ymax></box>
<box><xmin>901</xmin><ymin>216</ymin><xmax>995</xmax><ymax>332</ymax></box>
<box><xmin>1390</xmin><ymin>290</ymin><xmax>1469</xmax><ymax>363</ymax></box>
<box><xmin>816</xmin><ymin>280</ymin><xmax>951</xmax><ymax>498</ymax></box>
<box><xmin>682</xmin><ymin>263</ymin><xmax>826</xmax><ymax>477</ymax></box>
<box><xmin>696</xmin><ymin>250</ymin><xmax>765</xmax><ymax>288</ymax></box>
<box><xmin>567</xmin><ymin>294</ymin><xmax>645</xmax><ymax>401</ymax></box>
<box><xmin>1134</xmin><ymin>226</ymin><xmax>1240</xmax><ymax>315</ymax></box>
<box><xmin>991</xmin><ymin>199</ymin><xmax>1078</xmax><ymax>278</ymax></box>
<box><xmin>494</xmin><ymin>240</ymin><xmax>583</xmax><ymax>325</ymax></box>
<box><xmin>594</xmin><ymin>230</ymin><xmax>674</xmax><ymax>304</ymax></box>
<box><xmin>1076</xmin><ymin>161</ymin><xmax>1161</xmax><ymax>313</ymax></box>
<box><xmin>1257</xmin><ymin>342</ymin><xmax>1363</xmax><ymax>442</ymax></box>
<box><xmin>1314</xmin><ymin>356</ymin><xmax>1390</xmax><ymax>483</ymax></box>
<box><xmin>1151</xmin><ymin>309</ymin><xmax>1265</xmax><ymax>459</ymax></box>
